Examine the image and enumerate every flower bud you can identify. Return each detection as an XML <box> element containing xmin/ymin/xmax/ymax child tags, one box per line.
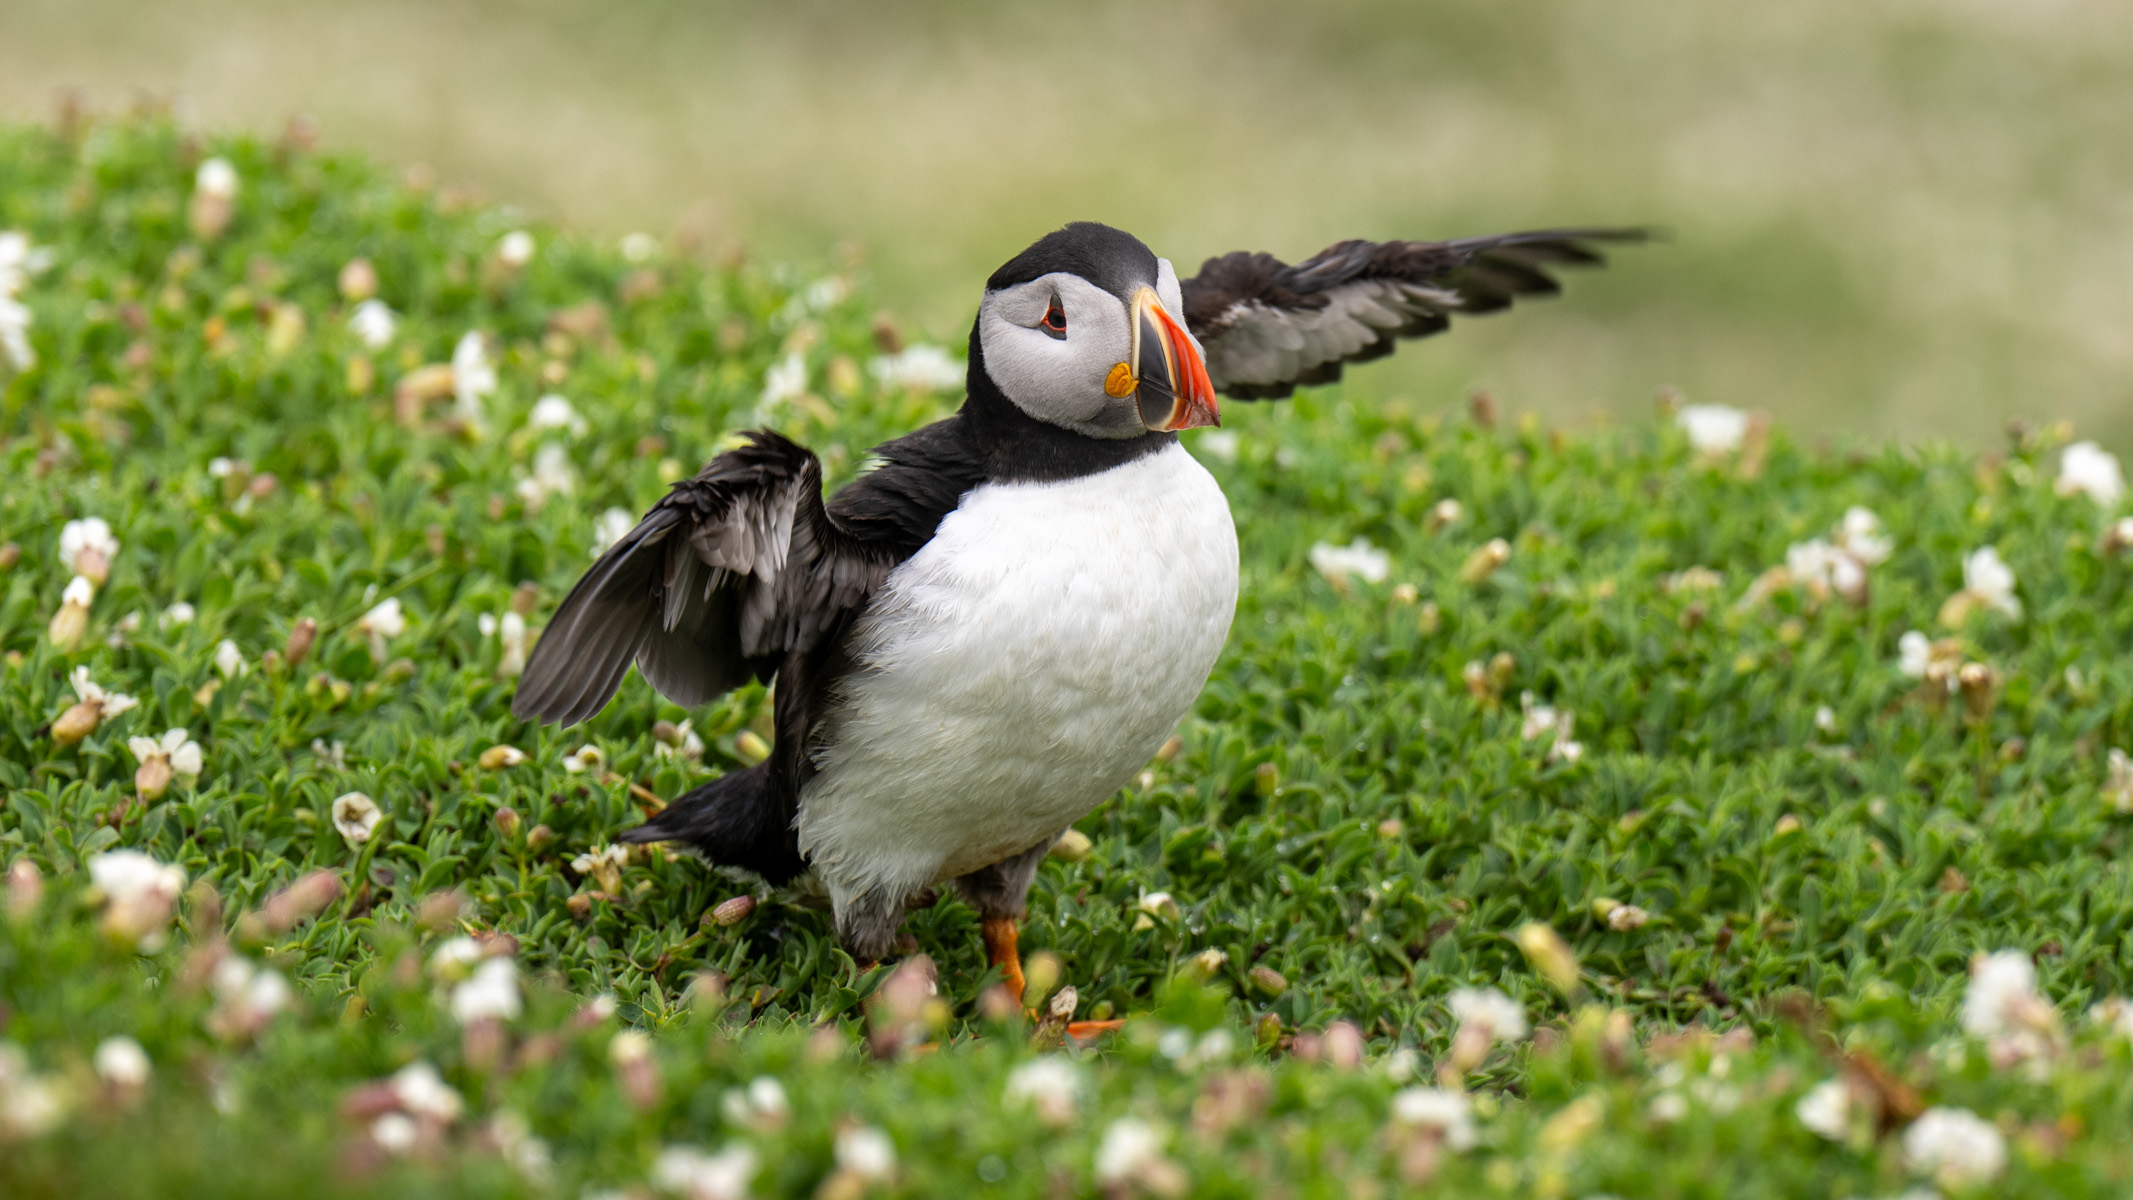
<box><xmin>74</xmin><ymin>545</ymin><xmax>110</xmax><ymax>588</ymax></box>
<box><xmin>526</xmin><ymin>824</ymin><xmax>556</xmax><ymax>853</ymax></box>
<box><xmin>135</xmin><ymin>754</ymin><xmax>173</xmax><ymax>800</ymax></box>
<box><xmin>1459</xmin><ymin>538</ymin><xmax>1511</xmax><ymax>585</ymax></box>
<box><xmin>1959</xmin><ymin>662</ymin><xmax>1998</xmax><ymax>723</ymax></box>
<box><xmin>708</xmin><ymin>894</ymin><xmax>757</xmax><ymax>926</ymax></box>
<box><xmin>1514</xmin><ymin>922</ymin><xmax>1581</xmax><ymax>996</ymax></box>
<box><xmin>284</xmin><ymin>617</ymin><xmax>317</xmax><ymax>667</ymax></box>
<box><xmin>5</xmin><ymin>859</ymin><xmax>43</xmax><ymax>920</ymax></box>
<box><xmin>478</xmin><ymin>744</ymin><xmax>527</xmax><ymax>770</ymax></box>
<box><xmin>734</xmin><ymin>731</ymin><xmax>770</xmax><ymax>764</ymax></box>
<box><xmin>52</xmin><ymin>699</ymin><xmax>104</xmax><ymax>745</ymax></box>
<box><xmin>49</xmin><ymin>597</ymin><xmax>91</xmax><ymax>650</ymax></box>
<box><xmin>338</xmin><ymin>258</ymin><xmax>379</xmax><ymax>301</ymax></box>
<box><xmin>1049</xmin><ymin>829</ymin><xmax>1094</xmax><ymax>862</ymax></box>
<box><xmin>492</xmin><ymin>807</ymin><xmax>522</xmax><ymax>840</ymax></box>
<box><xmin>1022</xmin><ymin>951</ymin><xmax>1063</xmax><ymax>1007</ymax></box>
<box><xmin>1249</xmin><ymin>965</ymin><xmax>1288</xmax><ymax>997</ymax></box>
<box><xmin>0</xmin><ymin>542</ymin><xmax>18</xmax><ymax>570</ymax></box>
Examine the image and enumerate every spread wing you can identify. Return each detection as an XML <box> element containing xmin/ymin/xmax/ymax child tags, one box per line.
<box><xmin>1179</xmin><ymin>228</ymin><xmax>1645</xmax><ymax>400</ymax></box>
<box><xmin>513</xmin><ymin>430</ymin><xmax>894</xmax><ymax>727</ymax></box>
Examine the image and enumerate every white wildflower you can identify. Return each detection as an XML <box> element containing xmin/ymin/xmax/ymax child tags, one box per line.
<box><xmin>1834</xmin><ymin>505</ymin><xmax>1894</xmax><ymax>564</ymax></box>
<box><xmin>721</xmin><ymin>1076</ymin><xmax>790</xmax><ymax>1131</ymax></box>
<box><xmin>525</xmin><ymin>393</ymin><xmax>587</xmax><ymax>436</ymax></box>
<box><xmin>1448</xmin><ymin>987</ymin><xmax>1529</xmax><ymax>1044</ymax></box>
<box><xmin>1814</xmin><ymin>705</ymin><xmax>1838</xmax><ymax>734</ymax></box>
<box><xmin>213</xmin><ymin>638</ymin><xmax>247</xmax><ymax>679</ymax></box>
<box><xmin>1676</xmin><ymin>404</ymin><xmax>1748</xmax><ymax>453</ymax></box>
<box><xmin>2088</xmin><ymin>996</ymin><xmax>2133</xmax><ymax>1040</ymax></box>
<box><xmin>451</xmin><ymin>331</ymin><xmax>497</xmax><ymax>429</ymax></box>
<box><xmin>1795</xmin><ymin>1079</ymin><xmax>1851</xmax><ymax>1140</ymax></box>
<box><xmin>1903</xmin><ymin>1106</ymin><xmax>2006</xmax><ymax>1186</ymax></box>
<box><xmin>1518</xmin><ymin>693</ymin><xmax>1582</xmax><ymax>763</ymax></box>
<box><xmin>93</xmin><ymin>1037</ymin><xmax>151</xmax><ymax>1090</ymax></box>
<box><xmin>654</xmin><ymin>720</ymin><xmax>706</xmax><ymax>763</ymax></box>
<box><xmin>1388</xmin><ymin>1087</ymin><xmax>1477</xmax><ymax>1150</ymax></box>
<box><xmin>868</xmin><ymin>344</ymin><xmax>965</xmax><ymax>393</ymax></box>
<box><xmin>348</xmin><ymin>299</ymin><xmax>397</xmax><ymax>349</ymax></box>
<box><xmin>358</xmin><ymin>597</ymin><xmax>406</xmax><ymax>640</ymax></box>
<box><xmin>0</xmin><ymin>1046</ymin><xmax>68</xmax><ymax>1139</ymax></box>
<box><xmin>562</xmin><ymin>744</ymin><xmax>606</xmax><ymax>774</ymax></box>
<box><xmin>515</xmin><ymin>443</ymin><xmax>577</xmax><ymax>508</ymax></box>
<box><xmin>1004</xmin><ymin>1057</ymin><xmax>1082</xmax><ymax>1127</ymax></box>
<box><xmin>449</xmin><ymin>958</ymin><xmax>522</xmax><ymax>1024</ymax></box>
<box><xmin>834</xmin><ymin>1125</ymin><xmax>896</xmax><ymax>1180</ymax></box>
<box><xmin>390</xmin><ymin>1062</ymin><xmax>464</xmax><ymax>1122</ymax></box>
<box><xmin>0</xmin><ymin>231</ymin><xmax>52</xmax><ymax>292</ymax></box>
<box><xmin>487</xmin><ymin>1110</ymin><xmax>554</xmax><ymax>1184</ymax></box>
<box><xmin>161</xmin><ymin>602</ymin><xmax>196</xmax><ymax>628</ymax></box>
<box><xmin>371</xmin><ymin>1111</ymin><xmax>419</xmax><ymax>1155</ymax></box>
<box><xmin>69</xmin><ymin>666</ymin><xmax>140</xmax><ymax>719</ymax></box>
<box><xmin>196</xmin><ymin>157</ymin><xmax>239</xmax><ymax>200</ymax></box>
<box><xmin>1961</xmin><ymin>950</ymin><xmax>2059</xmax><ymax>1059</ymax></box>
<box><xmin>125</xmin><ymin>727</ymin><xmax>204</xmax><ymax>796</ymax></box>
<box><xmin>88</xmin><ymin>850</ymin><xmax>185</xmax><ymax>946</ymax></box>
<box><xmin>1786</xmin><ymin>537</ymin><xmax>1868</xmax><ymax>603</ymax></box>
<box><xmin>496</xmin><ymin>230</ymin><xmax>535</xmax><ymax>268</ymax></box>
<box><xmin>312</xmin><ymin>738</ymin><xmax>346</xmax><ymax>769</ymax></box>
<box><xmin>1309</xmin><ymin>538</ymin><xmax>1391</xmax><ymax>586</ymax></box>
<box><xmin>429</xmin><ymin>936</ymin><xmax>486</xmax><ymax>979</ymax></box>
<box><xmin>0</xmin><ymin>232</ymin><xmax>40</xmax><ymax>370</ymax></box>
<box><xmin>1136</xmin><ymin>891</ymin><xmax>1180</xmax><ymax>920</ymax></box>
<box><xmin>60</xmin><ymin>517</ymin><xmax>120</xmax><ymax>579</ymax></box>
<box><xmin>650</xmin><ymin>1144</ymin><xmax>758</xmax><ymax>1200</ymax></box>
<box><xmin>620</xmin><ymin>232</ymin><xmax>658</xmax><ymax>262</ymax></box>
<box><xmin>592</xmin><ymin>507</ymin><xmax>636</xmax><ymax>556</ymax></box>
<box><xmin>1960</xmin><ymin>547</ymin><xmax>2022</xmax><ymax>620</ymax></box>
<box><xmin>331</xmin><ymin>791</ymin><xmax>383</xmax><ymax>844</ymax></box>
<box><xmin>1382</xmin><ymin>1047</ymin><xmax>1420</xmax><ymax>1084</ymax></box>
<box><xmin>209</xmin><ymin>955</ymin><xmax>292</xmax><ymax>1036</ymax></box>
<box><xmin>2058</xmin><ymin>441</ymin><xmax>2125</xmax><ymax>508</ymax></box>
<box><xmin>2105</xmin><ymin>748</ymin><xmax>2133</xmax><ymax>814</ymax></box>
<box><xmin>495</xmin><ymin>611</ymin><xmax>529</xmax><ymax>678</ymax></box>
<box><xmin>1648</xmin><ymin>1092</ymin><xmax>1689</xmax><ymax>1123</ymax></box>
<box><xmin>573</xmin><ymin>844</ymin><xmax>628</xmax><ymax>894</ymax></box>
<box><xmin>1094</xmin><ymin>1118</ymin><xmax>1185</xmax><ymax>1194</ymax></box>
<box><xmin>761</xmin><ymin>353</ymin><xmax>808</xmax><ymax>406</ymax></box>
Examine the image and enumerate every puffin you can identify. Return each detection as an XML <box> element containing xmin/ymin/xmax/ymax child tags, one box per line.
<box><xmin>514</xmin><ymin>221</ymin><xmax>1639</xmax><ymax>999</ymax></box>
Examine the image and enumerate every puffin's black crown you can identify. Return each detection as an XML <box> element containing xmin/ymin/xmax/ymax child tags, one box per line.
<box><xmin>986</xmin><ymin>222</ymin><xmax>1159</xmax><ymax>300</ymax></box>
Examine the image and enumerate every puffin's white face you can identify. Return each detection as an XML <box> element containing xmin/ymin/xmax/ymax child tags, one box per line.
<box><xmin>978</xmin><ymin>258</ymin><xmax>1217</xmax><ymax>439</ymax></box>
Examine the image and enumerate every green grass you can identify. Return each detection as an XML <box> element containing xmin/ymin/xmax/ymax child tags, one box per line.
<box><xmin>6</xmin><ymin>116</ymin><xmax>2133</xmax><ymax>1197</ymax></box>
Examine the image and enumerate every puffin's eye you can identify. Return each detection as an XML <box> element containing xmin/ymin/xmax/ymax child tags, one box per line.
<box><xmin>1039</xmin><ymin>295</ymin><xmax>1067</xmax><ymax>339</ymax></box>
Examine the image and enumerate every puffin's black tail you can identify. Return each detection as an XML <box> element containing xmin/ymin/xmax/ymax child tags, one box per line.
<box><xmin>620</xmin><ymin>763</ymin><xmax>806</xmax><ymax>886</ymax></box>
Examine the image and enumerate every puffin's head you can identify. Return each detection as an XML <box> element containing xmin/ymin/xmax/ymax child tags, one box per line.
<box><xmin>976</xmin><ymin>222</ymin><xmax>1219</xmax><ymax>439</ymax></box>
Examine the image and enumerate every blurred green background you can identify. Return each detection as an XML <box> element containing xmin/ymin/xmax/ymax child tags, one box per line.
<box><xmin>4</xmin><ymin>0</ymin><xmax>2131</xmax><ymax>449</ymax></box>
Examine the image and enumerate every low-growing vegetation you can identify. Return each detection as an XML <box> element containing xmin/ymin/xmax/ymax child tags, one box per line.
<box><xmin>4</xmin><ymin>116</ymin><xmax>2133</xmax><ymax>1197</ymax></box>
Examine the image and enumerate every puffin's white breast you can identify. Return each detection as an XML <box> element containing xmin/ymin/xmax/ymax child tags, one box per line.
<box><xmin>796</xmin><ymin>441</ymin><xmax>1239</xmax><ymax>905</ymax></box>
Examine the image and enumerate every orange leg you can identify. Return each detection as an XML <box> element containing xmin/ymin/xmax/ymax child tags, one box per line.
<box><xmin>980</xmin><ymin>915</ymin><xmax>1026</xmax><ymax>1005</ymax></box>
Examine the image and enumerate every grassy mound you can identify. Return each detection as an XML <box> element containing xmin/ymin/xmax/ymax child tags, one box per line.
<box><xmin>4</xmin><ymin>116</ymin><xmax>2133</xmax><ymax>1197</ymax></box>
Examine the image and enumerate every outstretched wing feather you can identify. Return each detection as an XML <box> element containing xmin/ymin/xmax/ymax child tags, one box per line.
<box><xmin>1179</xmin><ymin>227</ymin><xmax>1643</xmax><ymax>399</ymax></box>
<box><xmin>512</xmin><ymin>431</ymin><xmax>869</xmax><ymax>727</ymax></box>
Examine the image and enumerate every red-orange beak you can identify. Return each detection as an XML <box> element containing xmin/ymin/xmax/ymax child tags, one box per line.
<box><xmin>1128</xmin><ymin>287</ymin><xmax>1219</xmax><ymax>431</ymax></box>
